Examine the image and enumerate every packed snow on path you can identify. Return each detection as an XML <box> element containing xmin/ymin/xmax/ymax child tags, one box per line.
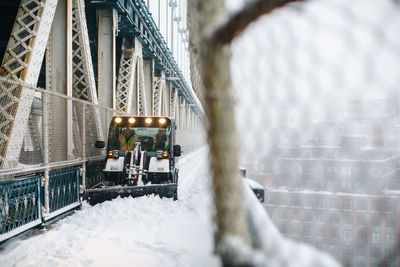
<box><xmin>0</xmin><ymin>148</ymin><xmax>221</xmax><ymax>267</ymax></box>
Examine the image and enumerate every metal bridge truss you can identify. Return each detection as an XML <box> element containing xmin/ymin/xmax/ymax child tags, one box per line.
<box><xmin>0</xmin><ymin>0</ymin><xmax>106</xmax><ymax>169</ymax></box>
<box><xmin>152</xmin><ymin>74</ymin><xmax>166</xmax><ymax>116</ymax></box>
<box><xmin>170</xmin><ymin>89</ymin><xmax>177</xmax><ymax>119</ymax></box>
<box><xmin>0</xmin><ymin>0</ymin><xmax>58</xmax><ymax>168</ymax></box>
<box><xmin>71</xmin><ymin>0</ymin><xmax>103</xmax><ymax>141</ymax></box>
<box><xmin>90</xmin><ymin>0</ymin><xmax>202</xmax><ymax>118</ymax></box>
<box><xmin>116</xmin><ymin>38</ymin><xmax>147</xmax><ymax>115</ymax></box>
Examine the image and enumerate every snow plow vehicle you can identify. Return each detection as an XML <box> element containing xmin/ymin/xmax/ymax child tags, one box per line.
<box><xmin>83</xmin><ymin>116</ymin><xmax>181</xmax><ymax>205</ymax></box>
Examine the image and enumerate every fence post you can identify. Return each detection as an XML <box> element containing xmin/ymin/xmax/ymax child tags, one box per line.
<box><xmin>81</xmin><ymin>103</ymin><xmax>86</xmax><ymax>190</ymax></box>
<box><xmin>42</xmin><ymin>91</ymin><xmax>50</xmax><ymax>216</ymax></box>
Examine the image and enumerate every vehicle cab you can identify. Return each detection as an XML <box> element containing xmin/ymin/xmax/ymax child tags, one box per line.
<box><xmin>96</xmin><ymin>116</ymin><xmax>181</xmax><ymax>185</ymax></box>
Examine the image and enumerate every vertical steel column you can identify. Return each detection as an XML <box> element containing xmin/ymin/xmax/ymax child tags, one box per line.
<box><xmin>0</xmin><ymin>0</ymin><xmax>58</xmax><ymax>168</ymax></box>
<box><xmin>183</xmin><ymin>99</ymin><xmax>186</xmax><ymax>131</ymax></box>
<box><xmin>187</xmin><ymin>106</ymin><xmax>192</xmax><ymax>132</ymax></box>
<box><xmin>158</xmin><ymin>0</ymin><xmax>161</xmax><ymax>28</ymax></box>
<box><xmin>135</xmin><ymin>39</ymin><xmax>147</xmax><ymax>116</ymax></box>
<box><xmin>47</xmin><ymin>0</ymin><xmax>70</xmax><ymax>162</ymax></box>
<box><xmin>186</xmin><ymin>104</ymin><xmax>190</xmax><ymax>132</ymax></box>
<box><xmin>174</xmin><ymin>94</ymin><xmax>179</xmax><ymax>120</ymax></box>
<box><xmin>165</xmin><ymin>0</ymin><xmax>168</xmax><ymax>46</ymax></box>
<box><xmin>81</xmin><ymin>102</ymin><xmax>86</xmax><ymax>190</ymax></box>
<box><xmin>170</xmin><ymin>1</ymin><xmax>174</xmax><ymax>55</ymax></box>
<box><xmin>152</xmin><ymin>72</ymin><xmax>165</xmax><ymax>116</ymax></box>
<box><xmin>67</xmin><ymin>0</ymin><xmax>74</xmax><ymax>159</ymax></box>
<box><xmin>144</xmin><ymin>59</ymin><xmax>154</xmax><ymax>115</ymax></box>
<box><xmin>116</xmin><ymin>38</ymin><xmax>135</xmax><ymax>113</ymax></box>
<box><xmin>97</xmin><ymin>9</ymin><xmax>117</xmax><ymax>109</ymax></box>
<box><xmin>72</xmin><ymin>0</ymin><xmax>103</xmax><ymax>142</ymax></box>
<box><xmin>42</xmin><ymin>91</ymin><xmax>50</xmax><ymax>215</ymax></box>
<box><xmin>116</xmin><ymin>38</ymin><xmax>148</xmax><ymax>116</ymax></box>
<box><xmin>170</xmin><ymin>88</ymin><xmax>176</xmax><ymax>119</ymax></box>
<box><xmin>163</xmin><ymin>81</ymin><xmax>170</xmax><ymax>116</ymax></box>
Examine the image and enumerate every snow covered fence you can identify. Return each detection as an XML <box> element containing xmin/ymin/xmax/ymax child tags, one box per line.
<box><xmin>0</xmin><ymin>176</ymin><xmax>42</xmax><ymax>243</ymax></box>
<box><xmin>0</xmin><ymin>168</ymin><xmax>81</xmax><ymax>242</ymax></box>
<box><xmin>0</xmin><ymin>78</ymin><xmax>117</xmax><ymax>242</ymax></box>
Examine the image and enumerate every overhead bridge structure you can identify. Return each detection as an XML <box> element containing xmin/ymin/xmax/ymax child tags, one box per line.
<box><xmin>0</xmin><ymin>0</ymin><xmax>203</xmax><ymax>242</ymax></box>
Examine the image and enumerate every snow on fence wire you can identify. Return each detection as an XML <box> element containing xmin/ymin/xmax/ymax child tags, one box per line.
<box><xmin>0</xmin><ymin>77</ymin><xmax>114</xmax><ymax>178</ymax></box>
<box><xmin>0</xmin><ymin>77</ymin><xmax>114</xmax><ymax>242</ymax></box>
<box><xmin>231</xmin><ymin>0</ymin><xmax>400</xmax><ymax>266</ymax></box>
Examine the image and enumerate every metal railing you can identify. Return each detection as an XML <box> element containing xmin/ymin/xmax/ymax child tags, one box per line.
<box><xmin>0</xmin><ymin>176</ymin><xmax>42</xmax><ymax>242</ymax></box>
<box><xmin>0</xmin><ymin>76</ymin><xmax>201</xmax><ymax>242</ymax></box>
<box><xmin>0</xmin><ymin>77</ymin><xmax>116</xmax><ymax>241</ymax></box>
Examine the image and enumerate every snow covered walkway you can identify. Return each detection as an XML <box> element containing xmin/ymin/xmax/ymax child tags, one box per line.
<box><xmin>0</xmin><ymin>148</ymin><xmax>220</xmax><ymax>267</ymax></box>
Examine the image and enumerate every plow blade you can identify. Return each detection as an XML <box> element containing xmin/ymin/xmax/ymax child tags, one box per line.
<box><xmin>83</xmin><ymin>183</ymin><xmax>178</xmax><ymax>205</ymax></box>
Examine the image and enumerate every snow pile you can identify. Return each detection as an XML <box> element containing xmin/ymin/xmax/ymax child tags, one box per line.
<box><xmin>0</xmin><ymin>147</ymin><xmax>341</xmax><ymax>266</ymax></box>
<box><xmin>239</xmin><ymin>184</ymin><xmax>340</xmax><ymax>267</ymax></box>
<box><xmin>0</xmin><ymin>148</ymin><xmax>220</xmax><ymax>267</ymax></box>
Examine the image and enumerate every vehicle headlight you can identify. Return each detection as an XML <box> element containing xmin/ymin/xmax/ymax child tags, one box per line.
<box><xmin>156</xmin><ymin>150</ymin><xmax>168</xmax><ymax>159</ymax></box>
<box><xmin>108</xmin><ymin>150</ymin><xmax>119</xmax><ymax>158</ymax></box>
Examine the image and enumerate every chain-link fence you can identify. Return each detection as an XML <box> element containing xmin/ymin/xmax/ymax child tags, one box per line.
<box><xmin>0</xmin><ymin>77</ymin><xmax>117</xmax><ymax>240</ymax></box>
<box><xmin>231</xmin><ymin>0</ymin><xmax>400</xmax><ymax>266</ymax></box>
<box><xmin>0</xmin><ymin>77</ymin><xmax>115</xmax><ymax>180</ymax></box>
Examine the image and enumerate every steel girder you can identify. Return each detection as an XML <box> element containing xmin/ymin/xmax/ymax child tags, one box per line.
<box><xmin>152</xmin><ymin>74</ymin><xmax>166</xmax><ymax>116</ymax></box>
<box><xmin>91</xmin><ymin>0</ymin><xmax>202</xmax><ymax>134</ymax></box>
<box><xmin>116</xmin><ymin>54</ymin><xmax>134</xmax><ymax>113</ymax></box>
<box><xmin>116</xmin><ymin>38</ymin><xmax>148</xmax><ymax>115</ymax></box>
<box><xmin>187</xmin><ymin>106</ymin><xmax>192</xmax><ymax>132</ymax></box>
<box><xmin>169</xmin><ymin>88</ymin><xmax>177</xmax><ymax>120</ymax></box>
<box><xmin>72</xmin><ymin>0</ymin><xmax>97</xmax><ymax>101</ymax></box>
<box><xmin>72</xmin><ymin>0</ymin><xmax>103</xmax><ymax>140</ymax></box>
<box><xmin>89</xmin><ymin>0</ymin><xmax>203</xmax><ymax>117</ymax></box>
<box><xmin>179</xmin><ymin>97</ymin><xmax>185</xmax><ymax>131</ymax></box>
<box><xmin>136</xmin><ymin>56</ymin><xmax>147</xmax><ymax>116</ymax></box>
<box><xmin>0</xmin><ymin>0</ymin><xmax>58</xmax><ymax>168</ymax></box>
<box><xmin>162</xmin><ymin>81</ymin><xmax>169</xmax><ymax>116</ymax></box>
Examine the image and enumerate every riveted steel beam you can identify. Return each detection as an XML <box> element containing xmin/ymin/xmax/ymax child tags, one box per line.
<box><xmin>170</xmin><ymin>88</ymin><xmax>177</xmax><ymax>119</ymax></box>
<box><xmin>116</xmin><ymin>37</ymin><xmax>148</xmax><ymax>115</ymax></box>
<box><xmin>0</xmin><ymin>0</ymin><xmax>58</xmax><ymax>168</ymax></box>
<box><xmin>89</xmin><ymin>0</ymin><xmax>203</xmax><ymax>117</ymax></box>
<box><xmin>152</xmin><ymin>72</ymin><xmax>166</xmax><ymax>116</ymax></box>
<box><xmin>116</xmin><ymin>38</ymin><xmax>134</xmax><ymax>113</ymax></box>
<box><xmin>72</xmin><ymin>0</ymin><xmax>103</xmax><ymax>141</ymax></box>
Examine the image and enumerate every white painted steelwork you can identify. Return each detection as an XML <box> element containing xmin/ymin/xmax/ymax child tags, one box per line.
<box><xmin>116</xmin><ymin>38</ymin><xmax>148</xmax><ymax>115</ymax></box>
<box><xmin>152</xmin><ymin>75</ymin><xmax>166</xmax><ymax>116</ymax></box>
<box><xmin>72</xmin><ymin>0</ymin><xmax>103</xmax><ymax>140</ymax></box>
<box><xmin>0</xmin><ymin>0</ymin><xmax>58</xmax><ymax>168</ymax></box>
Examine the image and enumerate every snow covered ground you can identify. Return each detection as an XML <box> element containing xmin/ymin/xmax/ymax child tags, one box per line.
<box><xmin>0</xmin><ymin>148</ymin><xmax>221</xmax><ymax>267</ymax></box>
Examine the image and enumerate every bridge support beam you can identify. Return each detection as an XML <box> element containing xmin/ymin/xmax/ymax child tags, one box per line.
<box><xmin>0</xmin><ymin>0</ymin><xmax>58</xmax><ymax>168</ymax></box>
<box><xmin>144</xmin><ymin>59</ymin><xmax>153</xmax><ymax>116</ymax></box>
<box><xmin>116</xmin><ymin>38</ymin><xmax>133</xmax><ymax>113</ymax></box>
<box><xmin>152</xmin><ymin>71</ymin><xmax>165</xmax><ymax>116</ymax></box>
<box><xmin>72</xmin><ymin>0</ymin><xmax>103</xmax><ymax>147</ymax></box>
<box><xmin>163</xmin><ymin>80</ymin><xmax>170</xmax><ymax>116</ymax></box>
<box><xmin>46</xmin><ymin>0</ymin><xmax>70</xmax><ymax>162</ymax></box>
<box><xmin>116</xmin><ymin>37</ymin><xmax>149</xmax><ymax>116</ymax></box>
<box><xmin>97</xmin><ymin>9</ymin><xmax>117</xmax><ymax>110</ymax></box>
<box><xmin>169</xmin><ymin>88</ymin><xmax>177</xmax><ymax>119</ymax></box>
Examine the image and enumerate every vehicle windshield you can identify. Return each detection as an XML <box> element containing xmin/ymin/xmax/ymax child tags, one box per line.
<box><xmin>108</xmin><ymin>126</ymin><xmax>170</xmax><ymax>153</ymax></box>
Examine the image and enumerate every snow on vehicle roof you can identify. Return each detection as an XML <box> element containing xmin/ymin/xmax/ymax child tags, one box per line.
<box><xmin>244</xmin><ymin>178</ymin><xmax>264</xmax><ymax>190</ymax></box>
